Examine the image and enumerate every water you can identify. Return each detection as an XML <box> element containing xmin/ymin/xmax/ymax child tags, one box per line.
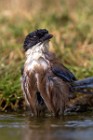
<box><xmin>0</xmin><ymin>112</ymin><xmax>93</xmax><ymax>140</ymax></box>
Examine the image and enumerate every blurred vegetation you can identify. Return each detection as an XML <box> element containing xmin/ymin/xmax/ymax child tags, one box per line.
<box><xmin>0</xmin><ymin>0</ymin><xmax>93</xmax><ymax>111</ymax></box>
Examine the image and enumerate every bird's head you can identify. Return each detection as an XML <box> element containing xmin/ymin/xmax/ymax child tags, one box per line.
<box><xmin>23</xmin><ymin>29</ymin><xmax>53</xmax><ymax>52</ymax></box>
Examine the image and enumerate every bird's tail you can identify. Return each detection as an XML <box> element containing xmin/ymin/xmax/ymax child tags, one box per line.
<box><xmin>72</xmin><ymin>77</ymin><xmax>93</xmax><ymax>94</ymax></box>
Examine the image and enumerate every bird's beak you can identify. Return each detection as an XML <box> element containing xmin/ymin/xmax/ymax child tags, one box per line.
<box><xmin>40</xmin><ymin>33</ymin><xmax>53</xmax><ymax>42</ymax></box>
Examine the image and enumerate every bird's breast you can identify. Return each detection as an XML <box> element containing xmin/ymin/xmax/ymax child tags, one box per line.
<box><xmin>25</xmin><ymin>55</ymin><xmax>49</xmax><ymax>72</ymax></box>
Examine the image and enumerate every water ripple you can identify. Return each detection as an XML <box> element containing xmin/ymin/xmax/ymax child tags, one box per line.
<box><xmin>65</xmin><ymin>119</ymin><xmax>93</xmax><ymax>128</ymax></box>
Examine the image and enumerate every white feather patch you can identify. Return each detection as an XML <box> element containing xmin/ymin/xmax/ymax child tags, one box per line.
<box><xmin>25</xmin><ymin>42</ymin><xmax>49</xmax><ymax>71</ymax></box>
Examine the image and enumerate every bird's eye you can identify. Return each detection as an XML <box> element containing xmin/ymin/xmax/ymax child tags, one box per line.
<box><xmin>33</xmin><ymin>36</ymin><xmax>37</xmax><ymax>38</ymax></box>
<box><xmin>30</xmin><ymin>36</ymin><xmax>37</xmax><ymax>41</ymax></box>
<box><xmin>33</xmin><ymin>36</ymin><xmax>38</xmax><ymax>40</ymax></box>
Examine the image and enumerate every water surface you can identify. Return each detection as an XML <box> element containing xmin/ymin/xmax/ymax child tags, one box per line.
<box><xmin>0</xmin><ymin>112</ymin><xmax>93</xmax><ymax>140</ymax></box>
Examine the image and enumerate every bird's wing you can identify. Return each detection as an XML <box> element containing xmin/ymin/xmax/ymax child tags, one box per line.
<box><xmin>51</xmin><ymin>64</ymin><xmax>76</xmax><ymax>82</ymax></box>
<box><xmin>45</xmin><ymin>52</ymin><xmax>76</xmax><ymax>82</ymax></box>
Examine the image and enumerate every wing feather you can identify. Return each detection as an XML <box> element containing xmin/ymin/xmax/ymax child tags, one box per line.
<box><xmin>45</xmin><ymin>52</ymin><xmax>76</xmax><ymax>82</ymax></box>
<box><xmin>51</xmin><ymin>64</ymin><xmax>76</xmax><ymax>82</ymax></box>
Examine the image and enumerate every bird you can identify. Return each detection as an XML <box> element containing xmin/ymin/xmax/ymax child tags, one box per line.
<box><xmin>21</xmin><ymin>29</ymin><xmax>93</xmax><ymax>116</ymax></box>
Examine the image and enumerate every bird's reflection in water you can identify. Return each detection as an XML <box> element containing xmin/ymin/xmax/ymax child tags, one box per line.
<box><xmin>23</xmin><ymin>116</ymin><xmax>68</xmax><ymax>140</ymax></box>
<box><xmin>23</xmin><ymin>116</ymin><xmax>62</xmax><ymax>140</ymax></box>
<box><xmin>22</xmin><ymin>113</ymin><xmax>93</xmax><ymax>140</ymax></box>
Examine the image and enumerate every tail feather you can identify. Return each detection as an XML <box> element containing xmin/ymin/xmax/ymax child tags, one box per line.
<box><xmin>73</xmin><ymin>77</ymin><xmax>93</xmax><ymax>86</ymax></box>
<box><xmin>73</xmin><ymin>84</ymin><xmax>93</xmax><ymax>89</ymax></box>
<box><xmin>72</xmin><ymin>77</ymin><xmax>93</xmax><ymax>94</ymax></box>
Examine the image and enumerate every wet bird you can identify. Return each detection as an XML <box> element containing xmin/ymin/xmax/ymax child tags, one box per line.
<box><xmin>21</xmin><ymin>29</ymin><xmax>93</xmax><ymax>116</ymax></box>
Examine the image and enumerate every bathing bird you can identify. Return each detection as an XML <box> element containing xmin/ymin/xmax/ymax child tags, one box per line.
<box><xmin>21</xmin><ymin>29</ymin><xmax>93</xmax><ymax>116</ymax></box>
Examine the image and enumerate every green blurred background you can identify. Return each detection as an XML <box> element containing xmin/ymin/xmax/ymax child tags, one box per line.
<box><xmin>0</xmin><ymin>0</ymin><xmax>93</xmax><ymax>111</ymax></box>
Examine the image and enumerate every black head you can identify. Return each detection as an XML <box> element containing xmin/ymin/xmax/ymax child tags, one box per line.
<box><xmin>23</xmin><ymin>29</ymin><xmax>53</xmax><ymax>51</ymax></box>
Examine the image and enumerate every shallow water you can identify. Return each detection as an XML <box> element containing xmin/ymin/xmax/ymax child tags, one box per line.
<box><xmin>0</xmin><ymin>112</ymin><xmax>93</xmax><ymax>140</ymax></box>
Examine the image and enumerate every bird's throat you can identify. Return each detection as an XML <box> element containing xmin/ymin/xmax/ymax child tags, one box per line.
<box><xmin>25</xmin><ymin>42</ymin><xmax>50</xmax><ymax>71</ymax></box>
<box><xmin>25</xmin><ymin>42</ymin><xmax>49</xmax><ymax>60</ymax></box>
